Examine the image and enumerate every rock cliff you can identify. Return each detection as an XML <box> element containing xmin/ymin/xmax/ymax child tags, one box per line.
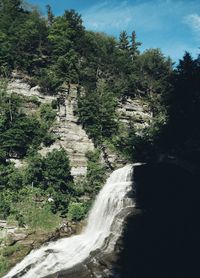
<box><xmin>39</xmin><ymin>84</ymin><xmax>95</xmax><ymax>177</ymax></box>
<box><xmin>7</xmin><ymin>75</ymin><xmax>152</xmax><ymax>177</ymax></box>
<box><xmin>118</xmin><ymin>97</ymin><xmax>152</xmax><ymax>130</ymax></box>
<box><xmin>7</xmin><ymin>76</ymin><xmax>95</xmax><ymax>178</ymax></box>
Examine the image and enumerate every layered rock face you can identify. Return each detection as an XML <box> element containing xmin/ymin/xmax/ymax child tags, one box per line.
<box><xmin>39</xmin><ymin>84</ymin><xmax>95</xmax><ymax>177</ymax></box>
<box><xmin>8</xmin><ymin>77</ymin><xmax>55</xmax><ymax>104</ymax></box>
<box><xmin>7</xmin><ymin>75</ymin><xmax>152</xmax><ymax>177</ymax></box>
<box><xmin>7</xmin><ymin>76</ymin><xmax>94</xmax><ymax>178</ymax></box>
<box><xmin>118</xmin><ymin>97</ymin><xmax>152</xmax><ymax>130</ymax></box>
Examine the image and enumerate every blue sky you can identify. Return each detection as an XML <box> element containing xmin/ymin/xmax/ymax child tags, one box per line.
<box><xmin>28</xmin><ymin>0</ymin><xmax>200</xmax><ymax>62</ymax></box>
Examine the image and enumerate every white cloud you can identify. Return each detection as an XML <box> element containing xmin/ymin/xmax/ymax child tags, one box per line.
<box><xmin>81</xmin><ymin>0</ymin><xmax>197</xmax><ymax>36</ymax></box>
<box><xmin>184</xmin><ymin>13</ymin><xmax>200</xmax><ymax>32</ymax></box>
<box><xmin>80</xmin><ymin>0</ymin><xmax>200</xmax><ymax>61</ymax></box>
<box><xmin>81</xmin><ymin>1</ymin><xmax>131</xmax><ymax>32</ymax></box>
<box><xmin>81</xmin><ymin>0</ymin><xmax>166</xmax><ymax>35</ymax></box>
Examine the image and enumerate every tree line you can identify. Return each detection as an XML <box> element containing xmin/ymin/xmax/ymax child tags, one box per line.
<box><xmin>0</xmin><ymin>0</ymin><xmax>200</xmax><ymax>227</ymax></box>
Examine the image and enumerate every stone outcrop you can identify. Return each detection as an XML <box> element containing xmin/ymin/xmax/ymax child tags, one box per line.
<box><xmin>39</xmin><ymin>84</ymin><xmax>95</xmax><ymax>178</ymax></box>
<box><xmin>118</xmin><ymin>97</ymin><xmax>152</xmax><ymax>130</ymax></box>
<box><xmin>6</xmin><ymin>75</ymin><xmax>152</xmax><ymax>177</ymax></box>
<box><xmin>98</xmin><ymin>97</ymin><xmax>153</xmax><ymax>169</ymax></box>
<box><xmin>8</xmin><ymin>74</ymin><xmax>54</xmax><ymax>104</ymax></box>
<box><xmin>0</xmin><ymin>220</ymin><xmax>18</xmax><ymax>242</ymax></box>
<box><xmin>0</xmin><ymin>221</ymin><xmax>79</xmax><ymax>277</ymax></box>
<box><xmin>7</xmin><ymin>76</ymin><xmax>95</xmax><ymax>178</ymax></box>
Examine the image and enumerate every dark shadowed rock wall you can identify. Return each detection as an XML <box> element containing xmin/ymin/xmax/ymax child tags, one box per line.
<box><xmin>113</xmin><ymin>163</ymin><xmax>200</xmax><ymax>278</ymax></box>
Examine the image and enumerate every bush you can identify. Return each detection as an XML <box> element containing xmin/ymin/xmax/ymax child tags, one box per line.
<box><xmin>25</xmin><ymin>204</ymin><xmax>60</xmax><ymax>231</ymax></box>
<box><xmin>0</xmin><ymin>255</ymin><xmax>9</xmax><ymax>277</ymax></box>
<box><xmin>51</xmin><ymin>99</ymin><xmax>58</xmax><ymax>109</ymax></box>
<box><xmin>67</xmin><ymin>202</ymin><xmax>86</xmax><ymax>221</ymax></box>
<box><xmin>40</xmin><ymin>104</ymin><xmax>57</xmax><ymax>127</ymax></box>
<box><xmin>37</xmin><ymin>67</ymin><xmax>63</xmax><ymax>94</ymax></box>
<box><xmin>43</xmin><ymin>133</ymin><xmax>56</xmax><ymax>147</ymax></box>
<box><xmin>85</xmin><ymin>150</ymin><xmax>106</xmax><ymax>193</ymax></box>
<box><xmin>27</xmin><ymin>96</ymin><xmax>41</xmax><ymax>106</ymax></box>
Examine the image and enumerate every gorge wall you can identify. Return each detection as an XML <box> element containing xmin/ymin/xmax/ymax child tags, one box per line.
<box><xmin>7</xmin><ymin>74</ymin><xmax>152</xmax><ymax>177</ymax></box>
<box><xmin>113</xmin><ymin>162</ymin><xmax>200</xmax><ymax>278</ymax></box>
<box><xmin>118</xmin><ymin>97</ymin><xmax>152</xmax><ymax>130</ymax></box>
<box><xmin>7</xmin><ymin>76</ymin><xmax>95</xmax><ymax>178</ymax></box>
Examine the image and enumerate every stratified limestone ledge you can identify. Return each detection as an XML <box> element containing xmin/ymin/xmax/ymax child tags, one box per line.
<box><xmin>7</xmin><ymin>76</ymin><xmax>95</xmax><ymax>178</ymax></box>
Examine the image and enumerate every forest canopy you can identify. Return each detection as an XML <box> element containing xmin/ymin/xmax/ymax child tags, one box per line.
<box><xmin>0</xmin><ymin>0</ymin><xmax>200</xmax><ymax>227</ymax></box>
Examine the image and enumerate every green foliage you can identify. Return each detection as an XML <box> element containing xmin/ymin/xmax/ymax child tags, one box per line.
<box><xmin>67</xmin><ymin>202</ymin><xmax>86</xmax><ymax>221</ymax></box>
<box><xmin>36</xmin><ymin>66</ymin><xmax>63</xmax><ymax>94</ymax></box>
<box><xmin>46</xmin><ymin>4</ymin><xmax>54</xmax><ymax>26</ymax></box>
<box><xmin>7</xmin><ymin>169</ymin><xmax>23</xmax><ymax>190</ymax></box>
<box><xmin>27</xmin><ymin>95</ymin><xmax>41</xmax><ymax>106</ymax></box>
<box><xmin>15</xmin><ymin>200</ymin><xmax>60</xmax><ymax>231</ymax></box>
<box><xmin>136</xmin><ymin>49</ymin><xmax>172</xmax><ymax>96</ymax></box>
<box><xmin>130</xmin><ymin>31</ymin><xmax>141</xmax><ymax>58</ymax></box>
<box><xmin>0</xmin><ymin>84</ymin><xmax>56</xmax><ymax>158</ymax></box>
<box><xmin>23</xmin><ymin>149</ymin><xmax>73</xmax><ymax>215</ymax></box>
<box><xmin>0</xmin><ymin>3</ymin><xmax>199</xmax><ymax>252</ymax></box>
<box><xmin>40</xmin><ymin>103</ymin><xmax>57</xmax><ymax>127</ymax></box>
<box><xmin>25</xmin><ymin>149</ymin><xmax>73</xmax><ymax>192</ymax></box>
<box><xmin>118</xmin><ymin>31</ymin><xmax>130</xmax><ymax>51</ymax></box>
<box><xmin>24</xmin><ymin>154</ymin><xmax>44</xmax><ymax>188</ymax></box>
<box><xmin>85</xmin><ymin>150</ymin><xmax>106</xmax><ymax>193</ymax></box>
<box><xmin>70</xmin><ymin>149</ymin><xmax>106</xmax><ymax>218</ymax></box>
<box><xmin>115</xmin><ymin>50</ymin><xmax>200</xmax><ymax>163</ymax></box>
<box><xmin>78</xmin><ymin>82</ymin><xmax>118</xmax><ymax>143</ymax></box>
<box><xmin>43</xmin><ymin>149</ymin><xmax>73</xmax><ymax>193</ymax></box>
<box><xmin>0</xmin><ymin>189</ymin><xmax>12</xmax><ymax>218</ymax></box>
<box><xmin>0</xmin><ymin>254</ymin><xmax>9</xmax><ymax>277</ymax></box>
<box><xmin>1</xmin><ymin>115</ymin><xmax>43</xmax><ymax>157</ymax></box>
<box><xmin>0</xmin><ymin>84</ymin><xmax>21</xmax><ymax>128</ymax></box>
<box><xmin>0</xmin><ymin>1</ymin><xmax>49</xmax><ymax>75</ymax></box>
<box><xmin>0</xmin><ymin>1</ymin><xmax>167</xmax><ymax>105</ymax></box>
<box><xmin>1</xmin><ymin>186</ymin><xmax>60</xmax><ymax>231</ymax></box>
<box><xmin>0</xmin><ymin>94</ymin><xmax>74</xmax><ymax>219</ymax></box>
<box><xmin>0</xmin><ymin>161</ymin><xmax>13</xmax><ymax>191</ymax></box>
<box><xmin>161</xmin><ymin>52</ymin><xmax>200</xmax><ymax>161</ymax></box>
<box><xmin>1</xmin><ymin>244</ymin><xmax>21</xmax><ymax>257</ymax></box>
<box><xmin>43</xmin><ymin>133</ymin><xmax>56</xmax><ymax>147</ymax></box>
<box><xmin>51</xmin><ymin>99</ymin><xmax>58</xmax><ymax>109</ymax></box>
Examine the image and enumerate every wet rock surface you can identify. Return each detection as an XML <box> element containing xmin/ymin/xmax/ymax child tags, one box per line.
<box><xmin>0</xmin><ymin>221</ymin><xmax>79</xmax><ymax>277</ymax></box>
<box><xmin>43</xmin><ymin>206</ymin><xmax>135</xmax><ymax>278</ymax></box>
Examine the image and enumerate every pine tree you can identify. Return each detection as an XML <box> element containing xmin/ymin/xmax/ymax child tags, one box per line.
<box><xmin>130</xmin><ymin>31</ymin><xmax>141</xmax><ymax>58</ymax></box>
<box><xmin>118</xmin><ymin>31</ymin><xmax>130</xmax><ymax>51</ymax></box>
<box><xmin>46</xmin><ymin>4</ymin><xmax>54</xmax><ymax>26</ymax></box>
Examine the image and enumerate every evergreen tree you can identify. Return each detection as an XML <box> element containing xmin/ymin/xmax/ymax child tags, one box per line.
<box><xmin>118</xmin><ymin>31</ymin><xmax>130</xmax><ymax>51</ymax></box>
<box><xmin>130</xmin><ymin>31</ymin><xmax>141</xmax><ymax>58</ymax></box>
<box><xmin>0</xmin><ymin>1</ymin><xmax>48</xmax><ymax>75</ymax></box>
<box><xmin>0</xmin><ymin>0</ymin><xmax>23</xmax><ymax>31</ymax></box>
<box><xmin>136</xmin><ymin>48</ymin><xmax>172</xmax><ymax>96</ymax></box>
<box><xmin>44</xmin><ymin>149</ymin><xmax>73</xmax><ymax>193</ymax></box>
<box><xmin>164</xmin><ymin>51</ymin><xmax>200</xmax><ymax>158</ymax></box>
<box><xmin>78</xmin><ymin>81</ymin><xmax>118</xmax><ymax>142</ymax></box>
<box><xmin>46</xmin><ymin>4</ymin><xmax>54</xmax><ymax>26</ymax></box>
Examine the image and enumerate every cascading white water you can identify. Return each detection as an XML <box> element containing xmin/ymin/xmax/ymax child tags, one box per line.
<box><xmin>4</xmin><ymin>164</ymin><xmax>135</xmax><ymax>278</ymax></box>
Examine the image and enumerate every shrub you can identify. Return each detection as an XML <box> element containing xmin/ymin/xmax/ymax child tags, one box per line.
<box><xmin>67</xmin><ymin>202</ymin><xmax>86</xmax><ymax>221</ymax></box>
<box><xmin>85</xmin><ymin>150</ymin><xmax>106</xmax><ymax>193</ymax></box>
<box><xmin>40</xmin><ymin>103</ymin><xmax>57</xmax><ymax>127</ymax></box>
<box><xmin>51</xmin><ymin>99</ymin><xmax>58</xmax><ymax>109</ymax></box>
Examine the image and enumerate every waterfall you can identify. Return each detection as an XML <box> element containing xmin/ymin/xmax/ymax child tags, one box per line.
<box><xmin>4</xmin><ymin>164</ymin><xmax>135</xmax><ymax>278</ymax></box>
